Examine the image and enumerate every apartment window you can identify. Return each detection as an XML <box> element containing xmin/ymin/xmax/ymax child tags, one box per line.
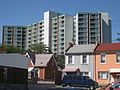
<box><xmin>100</xmin><ymin>53</ymin><xmax>106</xmax><ymax>64</ymax></box>
<box><xmin>8</xmin><ymin>31</ymin><xmax>12</xmax><ymax>33</ymax></box>
<box><xmin>8</xmin><ymin>27</ymin><xmax>12</xmax><ymax>29</ymax></box>
<box><xmin>61</xmin><ymin>16</ymin><xmax>64</xmax><ymax>19</ymax></box>
<box><xmin>34</xmin><ymin>24</ymin><xmax>37</xmax><ymax>26</ymax></box>
<box><xmin>98</xmin><ymin>72</ymin><xmax>108</xmax><ymax>79</ymax></box>
<box><xmin>17</xmin><ymin>31</ymin><xmax>21</xmax><ymax>33</ymax></box>
<box><xmin>116</xmin><ymin>53</ymin><xmax>120</xmax><ymax>63</ymax></box>
<box><xmin>29</xmin><ymin>30</ymin><xmax>31</xmax><ymax>32</ymax></box>
<box><xmin>17</xmin><ymin>27</ymin><xmax>21</xmax><ymax>29</ymax></box>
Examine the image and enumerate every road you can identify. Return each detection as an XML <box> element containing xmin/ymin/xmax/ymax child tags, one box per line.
<box><xmin>28</xmin><ymin>84</ymin><xmax>90</xmax><ymax>90</ymax></box>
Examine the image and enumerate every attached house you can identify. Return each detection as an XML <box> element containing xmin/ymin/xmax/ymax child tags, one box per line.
<box><xmin>0</xmin><ymin>53</ymin><xmax>29</xmax><ymax>89</ymax></box>
<box><xmin>64</xmin><ymin>44</ymin><xmax>96</xmax><ymax>79</ymax></box>
<box><xmin>94</xmin><ymin>43</ymin><xmax>120</xmax><ymax>84</ymax></box>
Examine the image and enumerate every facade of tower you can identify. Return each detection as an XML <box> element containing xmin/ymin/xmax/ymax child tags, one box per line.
<box><xmin>26</xmin><ymin>20</ymin><xmax>44</xmax><ymax>49</ymax></box>
<box><xmin>2</xmin><ymin>25</ymin><xmax>26</xmax><ymax>49</ymax></box>
<box><xmin>26</xmin><ymin>11</ymin><xmax>60</xmax><ymax>49</ymax></box>
<box><xmin>51</xmin><ymin>14</ymin><xmax>73</xmax><ymax>55</ymax></box>
<box><xmin>75</xmin><ymin>12</ymin><xmax>111</xmax><ymax>45</ymax></box>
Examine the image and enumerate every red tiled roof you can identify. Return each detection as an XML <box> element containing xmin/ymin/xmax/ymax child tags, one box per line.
<box><xmin>95</xmin><ymin>43</ymin><xmax>120</xmax><ymax>52</ymax></box>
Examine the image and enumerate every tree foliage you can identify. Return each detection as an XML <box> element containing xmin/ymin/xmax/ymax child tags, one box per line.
<box><xmin>55</xmin><ymin>55</ymin><xmax>65</xmax><ymax>69</ymax></box>
<box><xmin>30</xmin><ymin>42</ymin><xmax>48</xmax><ymax>54</ymax></box>
<box><xmin>1</xmin><ymin>45</ymin><xmax>23</xmax><ymax>53</ymax></box>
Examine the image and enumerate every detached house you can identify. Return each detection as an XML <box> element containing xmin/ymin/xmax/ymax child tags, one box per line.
<box><xmin>26</xmin><ymin>53</ymin><xmax>62</xmax><ymax>85</ymax></box>
<box><xmin>94</xmin><ymin>43</ymin><xmax>120</xmax><ymax>84</ymax></box>
<box><xmin>34</xmin><ymin>54</ymin><xmax>58</xmax><ymax>80</ymax></box>
<box><xmin>64</xmin><ymin>44</ymin><xmax>96</xmax><ymax>79</ymax></box>
<box><xmin>0</xmin><ymin>53</ymin><xmax>29</xmax><ymax>89</ymax></box>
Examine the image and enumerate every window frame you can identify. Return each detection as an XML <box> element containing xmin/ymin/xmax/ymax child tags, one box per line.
<box><xmin>68</xmin><ymin>55</ymin><xmax>73</xmax><ymax>64</ymax></box>
<box><xmin>116</xmin><ymin>52</ymin><xmax>120</xmax><ymax>64</ymax></box>
<box><xmin>100</xmin><ymin>53</ymin><xmax>106</xmax><ymax>64</ymax></box>
<box><xmin>81</xmin><ymin>55</ymin><xmax>89</xmax><ymax>65</ymax></box>
<box><xmin>98</xmin><ymin>71</ymin><xmax>108</xmax><ymax>80</ymax></box>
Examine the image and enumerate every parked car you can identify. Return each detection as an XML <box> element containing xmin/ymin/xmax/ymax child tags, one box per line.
<box><xmin>105</xmin><ymin>82</ymin><xmax>120</xmax><ymax>90</ymax></box>
<box><xmin>61</xmin><ymin>75</ymin><xmax>99</xmax><ymax>90</ymax></box>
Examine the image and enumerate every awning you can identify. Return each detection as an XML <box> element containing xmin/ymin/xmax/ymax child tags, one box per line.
<box><xmin>110</xmin><ymin>68</ymin><xmax>120</xmax><ymax>73</ymax></box>
<box><xmin>62</xmin><ymin>66</ymin><xmax>80</xmax><ymax>72</ymax></box>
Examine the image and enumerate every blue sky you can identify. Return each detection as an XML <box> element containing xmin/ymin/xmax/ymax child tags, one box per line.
<box><xmin>0</xmin><ymin>0</ymin><xmax>120</xmax><ymax>44</ymax></box>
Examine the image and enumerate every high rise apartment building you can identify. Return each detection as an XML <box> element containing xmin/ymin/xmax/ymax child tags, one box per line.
<box><xmin>75</xmin><ymin>12</ymin><xmax>111</xmax><ymax>45</ymax></box>
<box><xmin>26</xmin><ymin>20</ymin><xmax>44</xmax><ymax>49</ymax></box>
<box><xmin>2</xmin><ymin>25</ymin><xmax>26</xmax><ymax>49</ymax></box>
<box><xmin>2</xmin><ymin>11</ymin><xmax>111</xmax><ymax>54</ymax></box>
<box><xmin>26</xmin><ymin>11</ymin><xmax>60</xmax><ymax>49</ymax></box>
<box><xmin>51</xmin><ymin>15</ymin><xmax>73</xmax><ymax>54</ymax></box>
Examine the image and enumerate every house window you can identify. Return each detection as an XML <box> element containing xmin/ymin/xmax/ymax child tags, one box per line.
<box><xmin>81</xmin><ymin>55</ymin><xmax>89</xmax><ymax>64</ymax></box>
<box><xmin>116</xmin><ymin>53</ymin><xmax>120</xmax><ymax>63</ymax></box>
<box><xmin>68</xmin><ymin>55</ymin><xmax>72</xmax><ymax>64</ymax></box>
<box><xmin>83</xmin><ymin>55</ymin><xmax>87</xmax><ymax>64</ymax></box>
<box><xmin>100</xmin><ymin>53</ymin><xmax>106</xmax><ymax>64</ymax></box>
<box><xmin>81</xmin><ymin>72</ymin><xmax>89</xmax><ymax>76</ymax></box>
<box><xmin>98</xmin><ymin>72</ymin><xmax>108</xmax><ymax>79</ymax></box>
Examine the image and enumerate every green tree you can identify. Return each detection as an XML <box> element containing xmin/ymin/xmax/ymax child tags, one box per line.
<box><xmin>6</xmin><ymin>46</ymin><xmax>23</xmax><ymax>53</ymax></box>
<box><xmin>55</xmin><ymin>55</ymin><xmax>65</xmax><ymax>69</ymax></box>
<box><xmin>1</xmin><ymin>45</ymin><xmax>23</xmax><ymax>53</ymax></box>
<box><xmin>30</xmin><ymin>43</ymin><xmax>47</xmax><ymax>54</ymax></box>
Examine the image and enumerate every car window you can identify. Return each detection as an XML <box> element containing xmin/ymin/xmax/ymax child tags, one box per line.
<box><xmin>111</xmin><ymin>83</ymin><xmax>120</xmax><ymax>88</ymax></box>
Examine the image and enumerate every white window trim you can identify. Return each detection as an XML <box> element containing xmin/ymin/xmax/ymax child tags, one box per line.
<box><xmin>80</xmin><ymin>55</ymin><xmax>83</xmax><ymax>64</ymax></box>
<box><xmin>87</xmin><ymin>55</ymin><xmax>89</xmax><ymax>64</ymax></box>
<box><xmin>66</xmin><ymin>56</ymin><xmax>68</xmax><ymax>64</ymax></box>
<box><xmin>72</xmin><ymin>55</ymin><xmax>75</xmax><ymax>64</ymax></box>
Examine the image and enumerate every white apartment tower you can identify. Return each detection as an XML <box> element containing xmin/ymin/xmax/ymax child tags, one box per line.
<box><xmin>26</xmin><ymin>11</ymin><xmax>60</xmax><ymax>49</ymax></box>
<box><xmin>51</xmin><ymin>15</ymin><xmax>73</xmax><ymax>55</ymax></box>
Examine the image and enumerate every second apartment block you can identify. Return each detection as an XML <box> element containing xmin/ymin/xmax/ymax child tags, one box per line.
<box><xmin>74</xmin><ymin>12</ymin><xmax>111</xmax><ymax>45</ymax></box>
<box><xmin>2</xmin><ymin>25</ymin><xmax>26</xmax><ymax>49</ymax></box>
